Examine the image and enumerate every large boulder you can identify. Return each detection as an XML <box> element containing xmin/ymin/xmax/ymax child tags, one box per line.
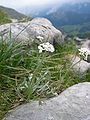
<box><xmin>4</xmin><ymin>82</ymin><xmax>90</xmax><ymax>120</ymax></box>
<box><xmin>0</xmin><ymin>18</ymin><xmax>64</xmax><ymax>45</ymax></box>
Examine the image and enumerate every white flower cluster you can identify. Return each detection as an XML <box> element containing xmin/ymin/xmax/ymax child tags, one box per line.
<box><xmin>38</xmin><ymin>42</ymin><xmax>55</xmax><ymax>53</ymax></box>
<box><xmin>78</xmin><ymin>47</ymin><xmax>90</xmax><ymax>60</ymax></box>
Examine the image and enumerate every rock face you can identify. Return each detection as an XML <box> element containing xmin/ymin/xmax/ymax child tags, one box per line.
<box><xmin>70</xmin><ymin>55</ymin><xmax>90</xmax><ymax>73</ymax></box>
<box><xmin>0</xmin><ymin>18</ymin><xmax>64</xmax><ymax>45</ymax></box>
<box><xmin>4</xmin><ymin>82</ymin><xmax>90</xmax><ymax>120</ymax></box>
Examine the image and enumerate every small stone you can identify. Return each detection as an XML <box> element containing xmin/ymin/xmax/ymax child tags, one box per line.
<box><xmin>69</xmin><ymin>55</ymin><xmax>90</xmax><ymax>73</ymax></box>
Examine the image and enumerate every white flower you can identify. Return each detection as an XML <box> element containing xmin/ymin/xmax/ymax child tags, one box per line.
<box><xmin>78</xmin><ymin>47</ymin><xmax>90</xmax><ymax>60</ymax></box>
<box><xmin>38</xmin><ymin>42</ymin><xmax>55</xmax><ymax>53</ymax></box>
<box><xmin>28</xmin><ymin>73</ymin><xmax>33</xmax><ymax>81</ymax></box>
<box><xmin>38</xmin><ymin>45</ymin><xmax>44</xmax><ymax>53</ymax></box>
<box><xmin>36</xmin><ymin>36</ymin><xmax>44</xmax><ymax>42</ymax></box>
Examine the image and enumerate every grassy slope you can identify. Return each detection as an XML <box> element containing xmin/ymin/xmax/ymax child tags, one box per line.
<box><xmin>0</xmin><ymin>6</ymin><xmax>27</xmax><ymax>20</ymax></box>
<box><xmin>0</xmin><ymin>38</ymin><xmax>90</xmax><ymax>119</ymax></box>
<box><xmin>0</xmin><ymin>6</ymin><xmax>32</xmax><ymax>25</ymax></box>
<box><xmin>0</xmin><ymin>10</ymin><xmax>12</xmax><ymax>24</ymax></box>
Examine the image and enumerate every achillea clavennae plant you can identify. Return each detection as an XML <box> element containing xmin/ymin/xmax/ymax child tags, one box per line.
<box><xmin>38</xmin><ymin>42</ymin><xmax>55</xmax><ymax>53</ymax></box>
<box><xmin>78</xmin><ymin>47</ymin><xmax>90</xmax><ymax>60</ymax></box>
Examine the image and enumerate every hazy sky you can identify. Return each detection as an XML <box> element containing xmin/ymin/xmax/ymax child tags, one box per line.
<box><xmin>0</xmin><ymin>0</ymin><xmax>89</xmax><ymax>8</ymax></box>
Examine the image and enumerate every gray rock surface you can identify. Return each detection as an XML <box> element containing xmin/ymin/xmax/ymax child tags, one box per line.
<box><xmin>4</xmin><ymin>82</ymin><xmax>90</xmax><ymax>120</ymax></box>
<box><xmin>70</xmin><ymin>55</ymin><xmax>90</xmax><ymax>73</ymax></box>
<box><xmin>0</xmin><ymin>18</ymin><xmax>64</xmax><ymax>45</ymax></box>
<box><xmin>82</xmin><ymin>40</ymin><xmax>90</xmax><ymax>50</ymax></box>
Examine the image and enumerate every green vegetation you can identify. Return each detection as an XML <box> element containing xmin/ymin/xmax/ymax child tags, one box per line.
<box><xmin>0</xmin><ymin>6</ymin><xmax>32</xmax><ymax>26</ymax></box>
<box><xmin>0</xmin><ymin>7</ymin><xmax>31</xmax><ymax>25</ymax></box>
<box><xmin>0</xmin><ymin>36</ymin><xmax>90</xmax><ymax>119</ymax></box>
<box><xmin>0</xmin><ymin>10</ymin><xmax>11</xmax><ymax>24</ymax></box>
<box><xmin>61</xmin><ymin>24</ymin><xmax>81</xmax><ymax>36</ymax></box>
<box><xmin>0</xmin><ymin>6</ymin><xmax>32</xmax><ymax>21</ymax></box>
<box><xmin>61</xmin><ymin>22</ymin><xmax>90</xmax><ymax>38</ymax></box>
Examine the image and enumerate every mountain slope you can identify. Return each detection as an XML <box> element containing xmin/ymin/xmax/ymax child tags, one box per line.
<box><xmin>45</xmin><ymin>3</ymin><xmax>90</xmax><ymax>27</ymax></box>
<box><xmin>42</xmin><ymin>2</ymin><xmax>90</xmax><ymax>37</ymax></box>
<box><xmin>0</xmin><ymin>6</ymin><xmax>27</xmax><ymax>20</ymax></box>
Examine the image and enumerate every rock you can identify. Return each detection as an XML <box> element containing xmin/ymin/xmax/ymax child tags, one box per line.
<box><xmin>4</xmin><ymin>82</ymin><xmax>90</xmax><ymax>120</ymax></box>
<box><xmin>11</xmin><ymin>19</ymin><xmax>18</xmax><ymax>23</ymax></box>
<box><xmin>82</xmin><ymin>40</ymin><xmax>90</xmax><ymax>50</ymax></box>
<box><xmin>0</xmin><ymin>18</ymin><xmax>64</xmax><ymax>45</ymax></box>
<box><xmin>74</xmin><ymin>37</ymin><xmax>85</xmax><ymax>48</ymax></box>
<box><xmin>70</xmin><ymin>55</ymin><xmax>90</xmax><ymax>73</ymax></box>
